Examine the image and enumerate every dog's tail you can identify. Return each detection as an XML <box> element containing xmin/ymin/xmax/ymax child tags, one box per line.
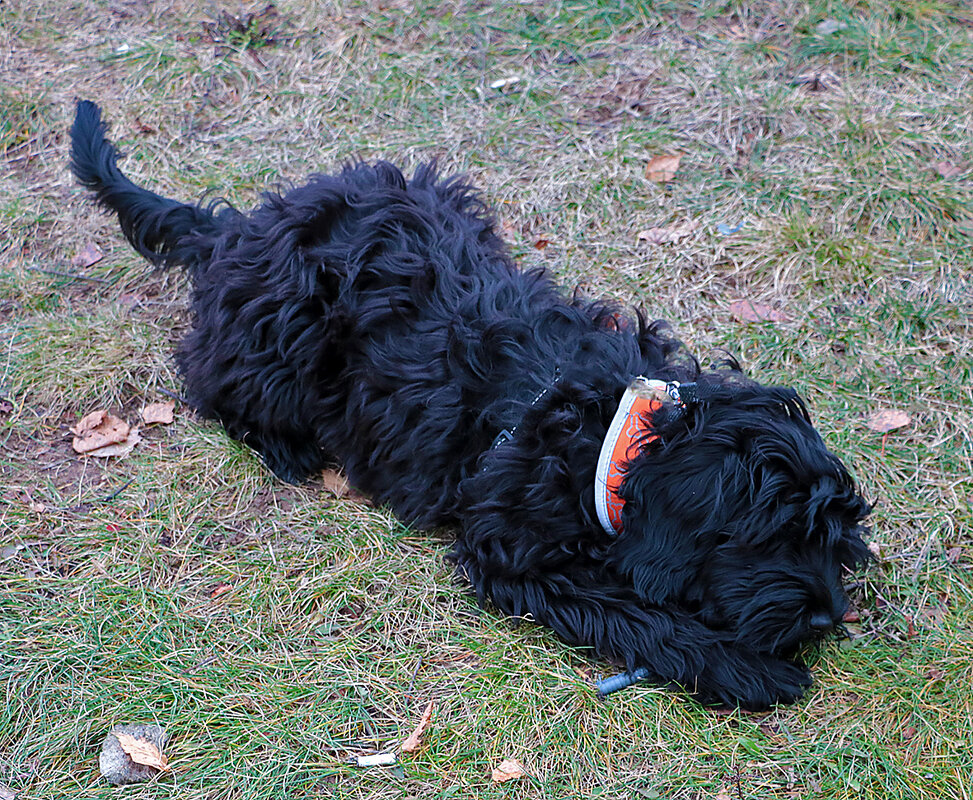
<box><xmin>70</xmin><ymin>100</ymin><xmax>224</xmax><ymax>267</ymax></box>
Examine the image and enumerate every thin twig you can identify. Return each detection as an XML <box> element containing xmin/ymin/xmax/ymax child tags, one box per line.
<box><xmin>155</xmin><ymin>386</ymin><xmax>189</xmax><ymax>404</ymax></box>
<box><xmin>25</xmin><ymin>266</ymin><xmax>110</xmax><ymax>284</ymax></box>
<box><xmin>100</xmin><ymin>478</ymin><xmax>134</xmax><ymax>504</ymax></box>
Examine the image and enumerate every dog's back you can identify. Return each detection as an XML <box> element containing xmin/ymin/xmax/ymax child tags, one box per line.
<box><xmin>69</xmin><ymin>102</ymin><xmax>650</xmax><ymax>517</ymax></box>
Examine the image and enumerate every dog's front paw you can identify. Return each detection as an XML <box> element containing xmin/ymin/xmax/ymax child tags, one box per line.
<box><xmin>693</xmin><ymin>651</ymin><xmax>812</xmax><ymax>711</ymax></box>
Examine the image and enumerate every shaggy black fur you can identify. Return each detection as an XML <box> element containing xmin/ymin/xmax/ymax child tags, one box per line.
<box><xmin>70</xmin><ymin>100</ymin><xmax>871</xmax><ymax>710</ymax></box>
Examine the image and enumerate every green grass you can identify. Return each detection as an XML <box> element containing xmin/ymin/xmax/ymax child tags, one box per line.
<box><xmin>2</xmin><ymin>0</ymin><xmax>972</xmax><ymax>798</ymax></box>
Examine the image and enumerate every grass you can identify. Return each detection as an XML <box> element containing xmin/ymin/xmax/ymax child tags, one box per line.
<box><xmin>1</xmin><ymin>0</ymin><xmax>972</xmax><ymax>797</ymax></box>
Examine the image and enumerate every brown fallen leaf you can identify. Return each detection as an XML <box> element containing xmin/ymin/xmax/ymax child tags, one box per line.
<box><xmin>321</xmin><ymin>469</ymin><xmax>350</xmax><ymax>497</ymax></box>
<box><xmin>71</xmin><ymin>410</ymin><xmax>130</xmax><ymax>454</ymax></box>
<box><xmin>636</xmin><ymin>220</ymin><xmax>697</xmax><ymax>245</ymax></box>
<box><xmin>645</xmin><ymin>153</ymin><xmax>681</xmax><ymax>182</ymax></box>
<box><xmin>729</xmin><ymin>300</ymin><xmax>789</xmax><ymax>323</ymax></box>
<box><xmin>865</xmin><ymin>409</ymin><xmax>911</xmax><ymax>433</ymax></box>
<box><xmin>933</xmin><ymin>161</ymin><xmax>964</xmax><ymax>179</ymax></box>
<box><xmin>841</xmin><ymin>608</ymin><xmax>860</xmax><ymax>623</ymax></box>
<box><xmin>401</xmin><ymin>700</ymin><xmax>433</xmax><ymax>753</ymax></box>
<box><xmin>901</xmin><ymin>725</ymin><xmax>918</xmax><ymax>740</ymax></box>
<box><xmin>90</xmin><ymin>427</ymin><xmax>141</xmax><ymax>458</ymax></box>
<box><xmin>210</xmin><ymin>582</ymin><xmax>233</xmax><ymax>599</ymax></box>
<box><xmin>140</xmin><ymin>401</ymin><xmax>175</xmax><ymax>425</ymax></box>
<box><xmin>115</xmin><ymin>732</ymin><xmax>169</xmax><ymax>772</ymax></box>
<box><xmin>132</xmin><ymin>116</ymin><xmax>156</xmax><ymax>135</ymax></box>
<box><xmin>533</xmin><ymin>238</ymin><xmax>551</xmax><ymax>250</ymax></box>
<box><xmin>491</xmin><ymin>758</ymin><xmax>526</xmax><ymax>783</ymax></box>
<box><xmin>71</xmin><ymin>242</ymin><xmax>104</xmax><ymax>269</ymax></box>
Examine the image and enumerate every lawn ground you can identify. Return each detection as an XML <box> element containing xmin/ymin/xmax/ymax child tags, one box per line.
<box><xmin>1</xmin><ymin>1</ymin><xmax>972</xmax><ymax>798</ymax></box>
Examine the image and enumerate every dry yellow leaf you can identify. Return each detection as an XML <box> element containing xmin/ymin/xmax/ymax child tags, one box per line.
<box><xmin>90</xmin><ymin>427</ymin><xmax>141</xmax><ymax>458</ymax></box>
<box><xmin>729</xmin><ymin>299</ymin><xmax>789</xmax><ymax>324</ymax></box>
<box><xmin>866</xmin><ymin>409</ymin><xmax>911</xmax><ymax>433</ymax></box>
<box><xmin>321</xmin><ymin>469</ymin><xmax>350</xmax><ymax>497</ymax></box>
<box><xmin>71</xmin><ymin>410</ymin><xmax>130</xmax><ymax>454</ymax></box>
<box><xmin>933</xmin><ymin>161</ymin><xmax>964</xmax><ymax>178</ymax></box>
<box><xmin>401</xmin><ymin>700</ymin><xmax>434</xmax><ymax>753</ymax></box>
<box><xmin>140</xmin><ymin>401</ymin><xmax>175</xmax><ymax>425</ymax></box>
<box><xmin>636</xmin><ymin>220</ymin><xmax>697</xmax><ymax>244</ymax></box>
<box><xmin>491</xmin><ymin>758</ymin><xmax>526</xmax><ymax>783</ymax></box>
<box><xmin>645</xmin><ymin>153</ymin><xmax>681</xmax><ymax>182</ymax></box>
<box><xmin>71</xmin><ymin>242</ymin><xmax>104</xmax><ymax>269</ymax></box>
<box><xmin>115</xmin><ymin>732</ymin><xmax>169</xmax><ymax>772</ymax></box>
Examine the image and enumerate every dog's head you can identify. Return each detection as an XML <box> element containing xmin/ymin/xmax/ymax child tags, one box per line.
<box><xmin>609</xmin><ymin>374</ymin><xmax>871</xmax><ymax>656</ymax></box>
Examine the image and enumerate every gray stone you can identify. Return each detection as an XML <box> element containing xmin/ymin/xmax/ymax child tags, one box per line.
<box><xmin>98</xmin><ymin>723</ymin><xmax>167</xmax><ymax>786</ymax></box>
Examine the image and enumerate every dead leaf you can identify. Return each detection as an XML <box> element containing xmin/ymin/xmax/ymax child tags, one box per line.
<box><xmin>71</xmin><ymin>410</ymin><xmax>130</xmax><ymax>454</ymax></box>
<box><xmin>401</xmin><ymin>700</ymin><xmax>433</xmax><ymax>753</ymax></box>
<box><xmin>925</xmin><ymin>668</ymin><xmax>945</xmax><ymax>681</ymax></box>
<box><xmin>90</xmin><ymin>427</ymin><xmax>141</xmax><ymax>458</ymax></box>
<box><xmin>901</xmin><ymin>725</ymin><xmax>917</xmax><ymax>740</ymax></box>
<box><xmin>28</xmin><ymin>500</ymin><xmax>46</xmax><ymax>513</ymax></box>
<box><xmin>533</xmin><ymin>238</ymin><xmax>551</xmax><ymax>250</ymax></box>
<box><xmin>491</xmin><ymin>758</ymin><xmax>526</xmax><ymax>783</ymax></box>
<box><xmin>645</xmin><ymin>153</ymin><xmax>681</xmax><ymax>182</ymax></box>
<box><xmin>865</xmin><ymin>409</ymin><xmax>911</xmax><ymax>433</ymax></box>
<box><xmin>210</xmin><ymin>583</ymin><xmax>234</xmax><ymax>599</ymax></box>
<box><xmin>0</xmin><ymin>783</ymin><xmax>15</xmax><ymax>800</ymax></box>
<box><xmin>636</xmin><ymin>219</ymin><xmax>697</xmax><ymax>245</ymax></box>
<box><xmin>71</xmin><ymin>242</ymin><xmax>104</xmax><ymax>269</ymax></box>
<box><xmin>868</xmin><ymin>541</ymin><xmax>882</xmax><ymax>558</ymax></box>
<box><xmin>933</xmin><ymin>161</ymin><xmax>964</xmax><ymax>178</ymax></box>
<box><xmin>729</xmin><ymin>300</ymin><xmax>789</xmax><ymax>323</ymax></box>
<box><xmin>140</xmin><ymin>401</ymin><xmax>175</xmax><ymax>425</ymax></box>
<box><xmin>132</xmin><ymin>116</ymin><xmax>156</xmax><ymax>135</ymax></box>
<box><xmin>321</xmin><ymin>469</ymin><xmax>350</xmax><ymax>497</ymax></box>
<box><xmin>841</xmin><ymin>608</ymin><xmax>860</xmax><ymax>623</ymax></box>
<box><xmin>115</xmin><ymin>732</ymin><xmax>169</xmax><ymax>772</ymax></box>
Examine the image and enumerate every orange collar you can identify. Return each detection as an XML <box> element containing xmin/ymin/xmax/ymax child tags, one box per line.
<box><xmin>595</xmin><ymin>378</ymin><xmax>685</xmax><ymax>535</ymax></box>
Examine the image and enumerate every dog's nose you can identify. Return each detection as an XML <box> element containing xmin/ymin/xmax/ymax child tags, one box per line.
<box><xmin>809</xmin><ymin>611</ymin><xmax>833</xmax><ymax>631</ymax></box>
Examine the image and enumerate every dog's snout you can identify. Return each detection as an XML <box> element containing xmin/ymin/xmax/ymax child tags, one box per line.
<box><xmin>809</xmin><ymin>611</ymin><xmax>833</xmax><ymax>631</ymax></box>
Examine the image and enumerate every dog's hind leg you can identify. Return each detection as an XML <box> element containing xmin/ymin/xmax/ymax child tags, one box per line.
<box><xmin>458</xmin><ymin>565</ymin><xmax>811</xmax><ymax>710</ymax></box>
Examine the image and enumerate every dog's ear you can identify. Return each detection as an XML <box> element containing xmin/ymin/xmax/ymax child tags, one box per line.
<box><xmin>798</xmin><ymin>473</ymin><xmax>873</xmax><ymax>569</ymax></box>
<box><xmin>607</xmin><ymin>505</ymin><xmax>698</xmax><ymax>604</ymax></box>
<box><xmin>607</xmin><ymin>448</ymin><xmax>737</xmax><ymax>605</ymax></box>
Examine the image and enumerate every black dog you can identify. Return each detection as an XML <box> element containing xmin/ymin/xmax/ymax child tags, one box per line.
<box><xmin>70</xmin><ymin>100</ymin><xmax>870</xmax><ymax>710</ymax></box>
